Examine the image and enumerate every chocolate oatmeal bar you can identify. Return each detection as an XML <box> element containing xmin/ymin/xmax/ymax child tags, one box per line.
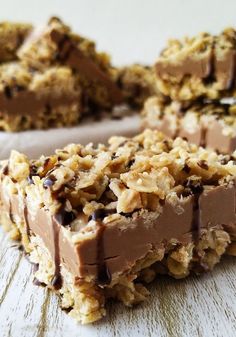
<box><xmin>0</xmin><ymin>22</ymin><xmax>32</xmax><ymax>63</ymax></box>
<box><xmin>0</xmin><ymin>17</ymin><xmax>157</xmax><ymax>131</ymax></box>
<box><xmin>0</xmin><ymin>62</ymin><xmax>81</xmax><ymax>131</ymax></box>
<box><xmin>144</xmin><ymin>28</ymin><xmax>236</xmax><ymax>153</ymax></box>
<box><xmin>0</xmin><ymin>130</ymin><xmax>235</xmax><ymax>323</ymax></box>
<box><xmin>18</xmin><ymin>17</ymin><xmax>123</xmax><ymax>111</ymax></box>
<box><xmin>142</xmin><ymin>96</ymin><xmax>236</xmax><ymax>153</ymax></box>
<box><xmin>155</xmin><ymin>28</ymin><xmax>236</xmax><ymax>101</ymax></box>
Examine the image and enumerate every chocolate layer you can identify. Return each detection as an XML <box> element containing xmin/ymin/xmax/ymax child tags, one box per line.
<box><xmin>156</xmin><ymin>47</ymin><xmax>236</xmax><ymax>91</ymax></box>
<box><xmin>78</xmin><ymin>184</ymin><xmax>236</xmax><ymax>279</ymax></box>
<box><xmin>178</xmin><ymin>123</ymin><xmax>203</xmax><ymax>147</ymax></box>
<box><xmin>0</xmin><ymin>90</ymin><xmax>80</xmax><ymax>116</ymax></box>
<box><xmin>156</xmin><ymin>54</ymin><xmax>212</xmax><ymax>79</ymax></box>
<box><xmin>215</xmin><ymin>49</ymin><xmax>236</xmax><ymax>89</ymax></box>
<box><xmin>1</xmin><ymin>181</ymin><xmax>235</xmax><ymax>286</ymax></box>
<box><xmin>199</xmin><ymin>184</ymin><xmax>236</xmax><ymax>228</ymax></box>
<box><xmin>50</xmin><ymin>29</ymin><xmax>123</xmax><ymax>105</ymax></box>
<box><xmin>145</xmin><ymin>113</ymin><xmax>236</xmax><ymax>154</ymax></box>
<box><xmin>205</xmin><ymin>119</ymin><xmax>236</xmax><ymax>153</ymax></box>
<box><xmin>179</xmin><ymin>117</ymin><xmax>236</xmax><ymax>153</ymax></box>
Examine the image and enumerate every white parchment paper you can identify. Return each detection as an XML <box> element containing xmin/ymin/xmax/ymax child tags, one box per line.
<box><xmin>0</xmin><ymin>115</ymin><xmax>140</xmax><ymax>159</ymax></box>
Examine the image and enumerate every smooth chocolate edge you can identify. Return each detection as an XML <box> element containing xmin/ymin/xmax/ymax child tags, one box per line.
<box><xmin>50</xmin><ymin>29</ymin><xmax>123</xmax><ymax>105</ymax></box>
<box><xmin>0</xmin><ymin>179</ymin><xmax>235</xmax><ymax>288</ymax></box>
<box><xmin>215</xmin><ymin>49</ymin><xmax>236</xmax><ymax>89</ymax></box>
<box><xmin>0</xmin><ymin>90</ymin><xmax>80</xmax><ymax>116</ymax></box>
<box><xmin>156</xmin><ymin>53</ymin><xmax>212</xmax><ymax>79</ymax></box>
<box><xmin>179</xmin><ymin>117</ymin><xmax>236</xmax><ymax>154</ymax></box>
<box><xmin>155</xmin><ymin>45</ymin><xmax>236</xmax><ymax>91</ymax></box>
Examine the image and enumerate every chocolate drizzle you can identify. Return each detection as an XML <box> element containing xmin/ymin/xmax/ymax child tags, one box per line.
<box><xmin>2</xmin><ymin>163</ymin><xmax>14</xmax><ymax>223</ymax></box>
<box><xmin>2</xmin><ymin>164</ymin><xmax>9</xmax><ymax>176</ymax></box>
<box><xmin>4</xmin><ymin>86</ymin><xmax>12</xmax><ymax>99</ymax></box>
<box><xmin>55</xmin><ymin>34</ymin><xmax>72</xmax><ymax>62</ymax></box>
<box><xmin>200</xmin><ymin>125</ymin><xmax>207</xmax><ymax>148</ymax></box>
<box><xmin>90</xmin><ymin>209</ymin><xmax>113</xmax><ymax>285</ymax></box>
<box><xmin>8</xmin><ymin>200</ymin><xmax>14</xmax><ymax>223</ymax></box>
<box><xmin>183</xmin><ymin>163</ymin><xmax>191</xmax><ymax>174</ymax></box>
<box><xmin>95</xmin><ymin>221</ymin><xmax>111</xmax><ymax>285</ymax></box>
<box><xmin>191</xmin><ymin>194</ymin><xmax>201</xmax><ymax>242</ymax></box>
<box><xmin>197</xmin><ymin>160</ymin><xmax>209</xmax><ymax>170</ymax></box>
<box><xmin>23</xmin><ymin>204</ymin><xmax>30</xmax><ymax>237</ymax></box>
<box><xmin>184</xmin><ymin>178</ymin><xmax>204</xmax><ymax>242</ymax></box>
<box><xmin>51</xmin><ymin>217</ymin><xmax>63</xmax><ymax>290</ymax></box>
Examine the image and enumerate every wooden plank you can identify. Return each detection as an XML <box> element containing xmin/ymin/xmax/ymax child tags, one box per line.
<box><xmin>0</xmin><ymin>235</ymin><xmax>22</xmax><ymax>307</ymax></box>
<box><xmin>0</xmin><ymin>228</ymin><xmax>235</xmax><ymax>337</ymax></box>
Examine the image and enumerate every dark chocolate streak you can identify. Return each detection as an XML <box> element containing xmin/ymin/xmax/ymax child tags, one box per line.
<box><xmin>4</xmin><ymin>86</ymin><xmax>13</xmax><ymax>99</ymax></box>
<box><xmin>2</xmin><ymin>165</ymin><xmax>9</xmax><ymax>176</ymax></box>
<box><xmin>191</xmin><ymin>194</ymin><xmax>201</xmax><ymax>242</ymax></box>
<box><xmin>9</xmin><ymin>200</ymin><xmax>14</xmax><ymax>223</ymax></box>
<box><xmin>96</xmin><ymin>221</ymin><xmax>111</xmax><ymax>285</ymax></box>
<box><xmin>1</xmin><ymin>164</ymin><xmax>14</xmax><ymax>223</ymax></box>
<box><xmin>48</xmin><ymin>204</ymin><xmax>77</xmax><ymax>290</ymax></box>
<box><xmin>56</xmin><ymin>35</ymin><xmax>72</xmax><ymax>62</ymax></box>
<box><xmin>51</xmin><ymin>218</ymin><xmax>63</xmax><ymax>290</ymax></box>
<box><xmin>90</xmin><ymin>209</ymin><xmax>115</xmax><ymax>284</ymax></box>
<box><xmin>184</xmin><ymin>178</ymin><xmax>204</xmax><ymax>242</ymax></box>
<box><xmin>200</xmin><ymin>126</ymin><xmax>207</xmax><ymax>148</ymax></box>
<box><xmin>191</xmin><ymin>191</ymin><xmax>210</xmax><ymax>273</ymax></box>
<box><xmin>23</xmin><ymin>203</ymin><xmax>30</xmax><ymax>237</ymax></box>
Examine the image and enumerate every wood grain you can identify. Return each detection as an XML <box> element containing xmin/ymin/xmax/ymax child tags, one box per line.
<box><xmin>0</xmin><ymin>227</ymin><xmax>235</xmax><ymax>337</ymax></box>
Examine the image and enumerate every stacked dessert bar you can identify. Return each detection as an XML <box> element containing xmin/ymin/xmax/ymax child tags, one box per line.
<box><xmin>0</xmin><ymin>17</ymin><xmax>154</xmax><ymax>131</ymax></box>
<box><xmin>142</xmin><ymin>28</ymin><xmax>236</xmax><ymax>153</ymax></box>
<box><xmin>1</xmin><ymin>129</ymin><xmax>235</xmax><ymax>323</ymax></box>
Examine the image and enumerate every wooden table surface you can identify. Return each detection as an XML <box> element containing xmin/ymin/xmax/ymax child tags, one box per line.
<box><xmin>0</xmin><ymin>228</ymin><xmax>235</xmax><ymax>337</ymax></box>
